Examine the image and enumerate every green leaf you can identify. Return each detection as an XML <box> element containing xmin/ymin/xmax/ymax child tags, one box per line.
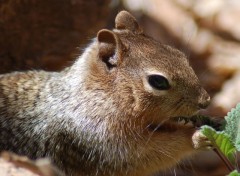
<box><xmin>200</xmin><ymin>103</ymin><xmax>240</xmax><ymax>172</ymax></box>
<box><xmin>224</xmin><ymin>103</ymin><xmax>240</xmax><ymax>151</ymax></box>
<box><xmin>229</xmin><ymin>170</ymin><xmax>240</xmax><ymax>176</ymax></box>
<box><xmin>201</xmin><ymin>126</ymin><xmax>236</xmax><ymax>163</ymax></box>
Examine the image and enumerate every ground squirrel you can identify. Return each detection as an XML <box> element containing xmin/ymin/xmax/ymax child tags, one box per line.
<box><xmin>0</xmin><ymin>11</ymin><xmax>211</xmax><ymax>176</ymax></box>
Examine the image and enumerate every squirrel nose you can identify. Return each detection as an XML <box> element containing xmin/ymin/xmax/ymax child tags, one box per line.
<box><xmin>198</xmin><ymin>92</ymin><xmax>211</xmax><ymax>109</ymax></box>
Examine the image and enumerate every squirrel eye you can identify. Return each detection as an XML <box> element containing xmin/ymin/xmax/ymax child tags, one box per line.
<box><xmin>148</xmin><ymin>75</ymin><xmax>170</xmax><ymax>90</ymax></box>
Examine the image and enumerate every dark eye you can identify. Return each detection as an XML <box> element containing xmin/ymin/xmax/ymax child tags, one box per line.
<box><xmin>148</xmin><ymin>75</ymin><xmax>170</xmax><ymax>90</ymax></box>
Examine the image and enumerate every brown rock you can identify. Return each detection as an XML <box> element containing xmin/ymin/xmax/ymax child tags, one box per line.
<box><xmin>0</xmin><ymin>0</ymin><xmax>110</xmax><ymax>73</ymax></box>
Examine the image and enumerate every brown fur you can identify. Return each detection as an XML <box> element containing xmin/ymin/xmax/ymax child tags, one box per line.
<box><xmin>0</xmin><ymin>11</ymin><xmax>210</xmax><ymax>176</ymax></box>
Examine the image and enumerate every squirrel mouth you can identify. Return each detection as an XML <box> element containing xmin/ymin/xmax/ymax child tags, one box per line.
<box><xmin>147</xmin><ymin>116</ymin><xmax>196</xmax><ymax>132</ymax></box>
<box><xmin>147</xmin><ymin>115</ymin><xmax>215</xmax><ymax>133</ymax></box>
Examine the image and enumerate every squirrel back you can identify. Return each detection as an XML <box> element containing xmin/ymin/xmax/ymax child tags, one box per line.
<box><xmin>0</xmin><ymin>11</ymin><xmax>210</xmax><ymax>176</ymax></box>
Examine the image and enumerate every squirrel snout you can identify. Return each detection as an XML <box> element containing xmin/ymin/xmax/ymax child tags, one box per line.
<box><xmin>197</xmin><ymin>91</ymin><xmax>211</xmax><ymax>109</ymax></box>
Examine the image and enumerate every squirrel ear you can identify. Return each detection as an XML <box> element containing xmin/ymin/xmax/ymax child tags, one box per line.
<box><xmin>97</xmin><ymin>29</ymin><xmax>121</xmax><ymax>69</ymax></box>
<box><xmin>115</xmin><ymin>11</ymin><xmax>143</xmax><ymax>34</ymax></box>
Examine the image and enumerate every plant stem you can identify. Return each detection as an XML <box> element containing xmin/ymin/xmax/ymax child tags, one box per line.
<box><xmin>213</xmin><ymin>148</ymin><xmax>235</xmax><ymax>172</ymax></box>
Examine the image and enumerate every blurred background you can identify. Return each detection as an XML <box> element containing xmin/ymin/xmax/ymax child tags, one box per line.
<box><xmin>1</xmin><ymin>0</ymin><xmax>240</xmax><ymax>175</ymax></box>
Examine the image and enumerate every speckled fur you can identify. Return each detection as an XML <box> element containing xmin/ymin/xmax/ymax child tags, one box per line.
<box><xmin>0</xmin><ymin>11</ymin><xmax>210</xmax><ymax>176</ymax></box>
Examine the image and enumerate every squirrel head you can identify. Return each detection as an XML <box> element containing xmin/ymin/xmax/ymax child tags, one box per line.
<box><xmin>75</xmin><ymin>10</ymin><xmax>210</xmax><ymax>131</ymax></box>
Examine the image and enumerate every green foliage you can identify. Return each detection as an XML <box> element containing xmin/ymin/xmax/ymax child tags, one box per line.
<box><xmin>200</xmin><ymin>103</ymin><xmax>240</xmax><ymax>174</ymax></box>
<box><xmin>224</xmin><ymin>103</ymin><xmax>240</xmax><ymax>150</ymax></box>
<box><xmin>229</xmin><ymin>170</ymin><xmax>240</xmax><ymax>176</ymax></box>
<box><xmin>201</xmin><ymin>126</ymin><xmax>236</xmax><ymax>163</ymax></box>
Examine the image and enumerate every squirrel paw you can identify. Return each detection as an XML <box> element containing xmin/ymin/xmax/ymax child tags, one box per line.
<box><xmin>192</xmin><ymin>130</ymin><xmax>212</xmax><ymax>150</ymax></box>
